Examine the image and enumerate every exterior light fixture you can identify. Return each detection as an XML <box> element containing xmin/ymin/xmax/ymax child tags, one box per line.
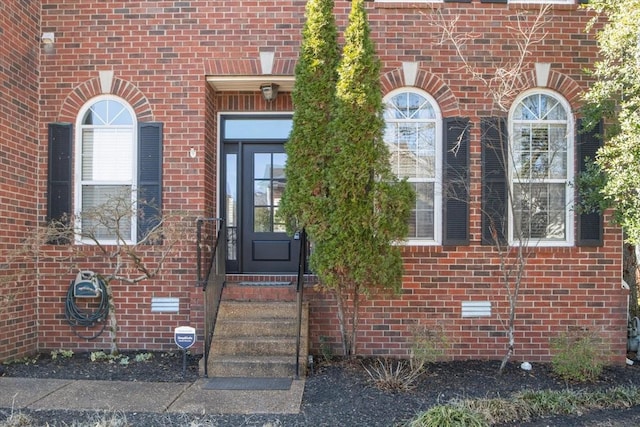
<box><xmin>41</xmin><ymin>32</ymin><xmax>55</xmax><ymax>46</ymax></box>
<box><xmin>260</xmin><ymin>83</ymin><xmax>279</xmax><ymax>102</ymax></box>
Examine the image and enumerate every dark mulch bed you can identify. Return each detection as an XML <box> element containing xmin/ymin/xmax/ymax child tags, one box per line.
<box><xmin>1</xmin><ymin>350</ymin><xmax>201</xmax><ymax>383</ymax></box>
<box><xmin>2</xmin><ymin>351</ymin><xmax>640</xmax><ymax>426</ymax></box>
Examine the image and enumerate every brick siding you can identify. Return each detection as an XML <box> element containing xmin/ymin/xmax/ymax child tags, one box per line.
<box><xmin>0</xmin><ymin>1</ymin><xmax>626</xmax><ymax>364</ymax></box>
<box><xmin>0</xmin><ymin>1</ymin><xmax>42</xmax><ymax>360</ymax></box>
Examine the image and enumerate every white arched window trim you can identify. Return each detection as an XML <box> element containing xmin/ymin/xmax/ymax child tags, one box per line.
<box><xmin>507</xmin><ymin>88</ymin><xmax>575</xmax><ymax>247</ymax></box>
<box><xmin>383</xmin><ymin>87</ymin><xmax>443</xmax><ymax>245</ymax></box>
<box><xmin>74</xmin><ymin>95</ymin><xmax>138</xmax><ymax>244</ymax></box>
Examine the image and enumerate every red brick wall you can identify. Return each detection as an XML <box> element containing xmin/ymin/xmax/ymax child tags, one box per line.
<box><xmin>23</xmin><ymin>1</ymin><xmax>625</xmax><ymax>363</ymax></box>
<box><xmin>0</xmin><ymin>1</ymin><xmax>41</xmax><ymax>361</ymax></box>
<box><xmin>308</xmin><ymin>218</ymin><xmax>626</xmax><ymax>363</ymax></box>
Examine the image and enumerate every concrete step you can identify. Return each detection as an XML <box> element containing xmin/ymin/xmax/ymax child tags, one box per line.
<box><xmin>209</xmin><ymin>336</ymin><xmax>298</xmax><ymax>356</ymax></box>
<box><xmin>206</xmin><ymin>355</ymin><xmax>304</xmax><ymax>378</ymax></box>
<box><xmin>222</xmin><ymin>280</ymin><xmax>297</xmax><ymax>301</ymax></box>
<box><xmin>205</xmin><ymin>300</ymin><xmax>309</xmax><ymax>378</ymax></box>
<box><xmin>214</xmin><ymin>318</ymin><xmax>298</xmax><ymax>337</ymax></box>
<box><xmin>217</xmin><ymin>301</ymin><xmax>300</xmax><ymax>319</ymax></box>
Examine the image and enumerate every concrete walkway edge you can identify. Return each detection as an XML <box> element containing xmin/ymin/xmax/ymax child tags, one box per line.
<box><xmin>0</xmin><ymin>377</ymin><xmax>305</xmax><ymax>415</ymax></box>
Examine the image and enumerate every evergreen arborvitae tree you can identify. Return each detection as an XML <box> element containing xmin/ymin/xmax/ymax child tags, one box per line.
<box><xmin>581</xmin><ymin>0</ymin><xmax>640</xmax><ymax>242</ymax></box>
<box><xmin>279</xmin><ymin>0</ymin><xmax>339</xmax><ymax>233</ymax></box>
<box><xmin>579</xmin><ymin>0</ymin><xmax>640</xmax><ymax>316</ymax></box>
<box><xmin>311</xmin><ymin>0</ymin><xmax>414</xmax><ymax>356</ymax></box>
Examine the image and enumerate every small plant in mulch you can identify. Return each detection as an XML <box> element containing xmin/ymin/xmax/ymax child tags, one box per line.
<box><xmin>89</xmin><ymin>350</ymin><xmax>155</xmax><ymax>366</ymax></box>
<box><xmin>364</xmin><ymin>325</ymin><xmax>452</xmax><ymax>391</ymax></box>
<box><xmin>1</xmin><ymin>354</ymin><xmax>40</xmax><ymax>366</ymax></box>
<box><xmin>134</xmin><ymin>352</ymin><xmax>154</xmax><ymax>363</ymax></box>
<box><xmin>50</xmin><ymin>349</ymin><xmax>74</xmax><ymax>360</ymax></box>
<box><xmin>410</xmin><ymin>324</ymin><xmax>451</xmax><ymax>366</ymax></box>
<box><xmin>319</xmin><ymin>335</ymin><xmax>334</xmax><ymax>363</ymax></box>
<box><xmin>363</xmin><ymin>357</ymin><xmax>424</xmax><ymax>391</ymax></box>
<box><xmin>549</xmin><ymin>328</ymin><xmax>610</xmax><ymax>382</ymax></box>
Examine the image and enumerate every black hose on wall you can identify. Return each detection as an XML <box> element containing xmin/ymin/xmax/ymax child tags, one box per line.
<box><xmin>64</xmin><ymin>275</ymin><xmax>109</xmax><ymax>340</ymax></box>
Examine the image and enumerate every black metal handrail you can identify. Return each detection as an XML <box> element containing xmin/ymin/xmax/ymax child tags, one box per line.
<box><xmin>196</xmin><ymin>217</ymin><xmax>225</xmax><ymax>378</ymax></box>
<box><xmin>294</xmin><ymin>228</ymin><xmax>307</xmax><ymax>379</ymax></box>
<box><xmin>196</xmin><ymin>217</ymin><xmax>224</xmax><ymax>290</ymax></box>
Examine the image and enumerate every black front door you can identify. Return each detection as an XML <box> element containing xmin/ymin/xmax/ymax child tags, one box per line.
<box><xmin>240</xmin><ymin>143</ymin><xmax>298</xmax><ymax>273</ymax></box>
<box><xmin>222</xmin><ymin>115</ymin><xmax>297</xmax><ymax>274</ymax></box>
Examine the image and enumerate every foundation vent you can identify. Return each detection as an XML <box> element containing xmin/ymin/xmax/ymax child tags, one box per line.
<box><xmin>151</xmin><ymin>297</ymin><xmax>179</xmax><ymax>313</ymax></box>
<box><xmin>461</xmin><ymin>301</ymin><xmax>491</xmax><ymax>318</ymax></box>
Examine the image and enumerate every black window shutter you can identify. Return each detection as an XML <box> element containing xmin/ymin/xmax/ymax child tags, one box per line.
<box><xmin>481</xmin><ymin>118</ymin><xmax>508</xmax><ymax>245</ymax></box>
<box><xmin>443</xmin><ymin>118</ymin><xmax>470</xmax><ymax>245</ymax></box>
<box><xmin>47</xmin><ymin>123</ymin><xmax>73</xmax><ymax>222</ymax></box>
<box><xmin>138</xmin><ymin>122</ymin><xmax>163</xmax><ymax>241</ymax></box>
<box><xmin>577</xmin><ymin>119</ymin><xmax>604</xmax><ymax>246</ymax></box>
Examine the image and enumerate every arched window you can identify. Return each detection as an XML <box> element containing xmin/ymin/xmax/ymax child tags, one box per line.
<box><xmin>75</xmin><ymin>97</ymin><xmax>137</xmax><ymax>242</ymax></box>
<box><xmin>509</xmin><ymin>90</ymin><xmax>574</xmax><ymax>245</ymax></box>
<box><xmin>384</xmin><ymin>89</ymin><xmax>442</xmax><ymax>243</ymax></box>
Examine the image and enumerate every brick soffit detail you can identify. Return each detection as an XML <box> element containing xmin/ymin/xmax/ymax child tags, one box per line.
<box><xmin>205</xmin><ymin>58</ymin><xmax>296</xmax><ymax>76</ymax></box>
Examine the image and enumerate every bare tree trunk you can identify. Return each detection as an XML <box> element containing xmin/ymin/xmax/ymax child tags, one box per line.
<box><xmin>335</xmin><ymin>288</ymin><xmax>349</xmax><ymax>356</ymax></box>
<box><xmin>104</xmin><ymin>280</ymin><xmax>119</xmax><ymax>356</ymax></box>
<box><xmin>499</xmin><ymin>294</ymin><xmax>516</xmax><ymax>372</ymax></box>
<box><xmin>348</xmin><ymin>284</ymin><xmax>360</xmax><ymax>357</ymax></box>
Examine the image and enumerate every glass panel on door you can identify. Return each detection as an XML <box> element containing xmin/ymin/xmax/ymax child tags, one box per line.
<box><xmin>241</xmin><ymin>144</ymin><xmax>298</xmax><ymax>273</ymax></box>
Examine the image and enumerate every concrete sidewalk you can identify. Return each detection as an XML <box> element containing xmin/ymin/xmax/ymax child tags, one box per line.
<box><xmin>0</xmin><ymin>377</ymin><xmax>305</xmax><ymax>415</ymax></box>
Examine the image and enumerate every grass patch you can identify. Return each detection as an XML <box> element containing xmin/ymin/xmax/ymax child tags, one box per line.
<box><xmin>407</xmin><ymin>405</ymin><xmax>487</xmax><ymax>427</ymax></box>
<box><xmin>0</xmin><ymin>411</ymin><xmax>35</xmax><ymax>427</ymax></box>
<box><xmin>406</xmin><ymin>385</ymin><xmax>640</xmax><ymax>426</ymax></box>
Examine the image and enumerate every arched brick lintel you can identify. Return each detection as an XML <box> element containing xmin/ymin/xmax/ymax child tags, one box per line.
<box><xmin>57</xmin><ymin>77</ymin><xmax>154</xmax><ymax>123</ymax></box>
<box><xmin>381</xmin><ymin>67</ymin><xmax>461</xmax><ymax>117</ymax></box>
<box><xmin>514</xmin><ymin>69</ymin><xmax>585</xmax><ymax>113</ymax></box>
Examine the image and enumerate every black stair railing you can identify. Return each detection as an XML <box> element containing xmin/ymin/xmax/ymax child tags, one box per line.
<box><xmin>196</xmin><ymin>217</ymin><xmax>225</xmax><ymax>378</ymax></box>
<box><xmin>294</xmin><ymin>228</ymin><xmax>307</xmax><ymax>379</ymax></box>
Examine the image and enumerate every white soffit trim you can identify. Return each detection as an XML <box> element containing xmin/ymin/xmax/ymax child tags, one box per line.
<box><xmin>206</xmin><ymin>75</ymin><xmax>295</xmax><ymax>92</ymax></box>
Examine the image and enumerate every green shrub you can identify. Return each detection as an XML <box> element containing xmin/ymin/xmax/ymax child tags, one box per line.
<box><xmin>550</xmin><ymin>329</ymin><xmax>609</xmax><ymax>382</ymax></box>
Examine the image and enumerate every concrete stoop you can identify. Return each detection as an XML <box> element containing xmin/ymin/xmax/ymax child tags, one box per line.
<box><xmin>205</xmin><ymin>300</ymin><xmax>309</xmax><ymax>378</ymax></box>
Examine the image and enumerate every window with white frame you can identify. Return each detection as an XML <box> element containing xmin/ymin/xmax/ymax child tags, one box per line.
<box><xmin>509</xmin><ymin>90</ymin><xmax>574</xmax><ymax>245</ymax></box>
<box><xmin>384</xmin><ymin>89</ymin><xmax>442</xmax><ymax>243</ymax></box>
<box><xmin>75</xmin><ymin>97</ymin><xmax>137</xmax><ymax>242</ymax></box>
